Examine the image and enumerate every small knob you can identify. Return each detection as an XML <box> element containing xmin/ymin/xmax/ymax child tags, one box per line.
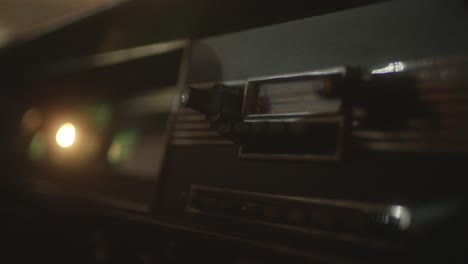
<box><xmin>180</xmin><ymin>84</ymin><xmax>244</xmax><ymax>121</ymax></box>
<box><xmin>180</xmin><ymin>86</ymin><xmax>220</xmax><ymax>116</ymax></box>
<box><xmin>180</xmin><ymin>88</ymin><xmax>190</xmax><ymax>105</ymax></box>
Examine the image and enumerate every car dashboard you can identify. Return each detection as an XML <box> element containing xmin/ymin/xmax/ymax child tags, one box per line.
<box><xmin>1</xmin><ymin>0</ymin><xmax>468</xmax><ymax>263</ymax></box>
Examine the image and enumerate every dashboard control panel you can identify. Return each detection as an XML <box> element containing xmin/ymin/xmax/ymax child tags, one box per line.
<box><xmin>4</xmin><ymin>1</ymin><xmax>468</xmax><ymax>263</ymax></box>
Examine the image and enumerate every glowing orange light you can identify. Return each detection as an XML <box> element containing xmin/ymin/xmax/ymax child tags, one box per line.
<box><xmin>55</xmin><ymin>123</ymin><xmax>76</xmax><ymax>148</ymax></box>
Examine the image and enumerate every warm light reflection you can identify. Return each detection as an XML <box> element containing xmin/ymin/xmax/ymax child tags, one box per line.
<box><xmin>21</xmin><ymin>108</ymin><xmax>42</xmax><ymax>131</ymax></box>
<box><xmin>56</xmin><ymin>123</ymin><xmax>76</xmax><ymax>148</ymax></box>
<box><xmin>108</xmin><ymin>142</ymin><xmax>122</xmax><ymax>164</ymax></box>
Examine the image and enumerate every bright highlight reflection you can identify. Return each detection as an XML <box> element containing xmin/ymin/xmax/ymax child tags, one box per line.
<box><xmin>56</xmin><ymin>123</ymin><xmax>76</xmax><ymax>148</ymax></box>
<box><xmin>371</xmin><ymin>61</ymin><xmax>405</xmax><ymax>74</ymax></box>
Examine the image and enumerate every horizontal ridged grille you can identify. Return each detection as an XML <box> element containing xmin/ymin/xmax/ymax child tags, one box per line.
<box><xmin>171</xmin><ymin>107</ymin><xmax>232</xmax><ymax>146</ymax></box>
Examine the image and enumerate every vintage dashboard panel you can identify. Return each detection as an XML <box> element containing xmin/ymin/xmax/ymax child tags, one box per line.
<box><xmin>157</xmin><ymin>0</ymin><xmax>468</xmax><ymax>263</ymax></box>
<box><xmin>2</xmin><ymin>0</ymin><xmax>468</xmax><ymax>263</ymax></box>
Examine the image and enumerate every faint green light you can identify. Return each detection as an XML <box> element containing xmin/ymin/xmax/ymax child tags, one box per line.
<box><xmin>85</xmin><ymin>104</ymin><xmax>112</xmax><ymax>130</ymax></box>
<box><xmin>107</xmin><ymin>130</ymin><xmax>138</xmax><ymax>164</ymax></box>
<box><xmin>28</xmin><ymin>132</ymin><xmax>46</xmax><ymax>160</ymax></box>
